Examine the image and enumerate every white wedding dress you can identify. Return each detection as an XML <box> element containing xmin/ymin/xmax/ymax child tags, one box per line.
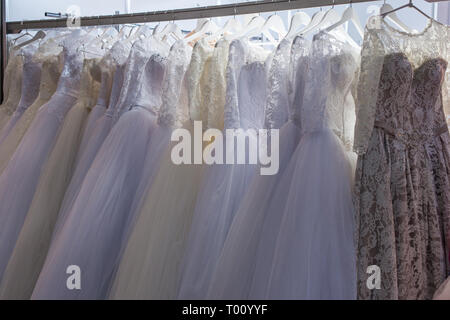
<box><xmin>0</xmin><ymin>33</ymin><xmax>89</xmax><ymax>281</ymax></box>
<box><xmin>178</xmin><ymin>38</ymin><xmax>270</xmax><ymax>299</ymax></box>
<box><xmin>110</xmin><ymin>38</ymin><xmax>215</xmax><ymax>300</ymax></box>
<box><xmin>0</xmin><ymin>50</ymin><xmax>62</xmax><ymax>175</ymax></box>
<box><xmin>0</xmin><ymin>49</ymin><xmax>24</xmax><ymax>131</ymax></box>
<box><xmin>32</xmin><ymin>37</ymin><xmax>169</xmax><ymax>300</ymax></box>
<box><xmin>0</xmin><ymin>43</ymin><xmax>41</xmax><ymax>144</ymax></box>
<box><xmin>0</xmin><ymin>58</ymin><xmax>100</xmax><ymax>299</ymax></box>
<box><xmin>207</xmin><ymin>35</ymin><xmax>310</xmax><ymax>299</ymax></box>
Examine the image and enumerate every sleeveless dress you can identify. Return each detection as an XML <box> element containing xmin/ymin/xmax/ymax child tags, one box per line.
<box><xmin>0</xmin><ymin>44</ymin><xmax>41</xmax><ymax>143</ymax></box>
<box><xmin>0</xmin><ymin>58</ymin><xmax>100</xmax><ymax>299</ymax></box>
<box><xmin>53</xmin><ymin>41</ymin><xmax>132</xmax><ymax>234</ymax></box>
<box><xmin>207</xmin><ymin>35</ymin><xmax>310</xmax><ymax>299</ymax></box>
<box><xmin>0</xmin><ymin>42</ymin><xmax>85</xmax><ymax>282</ymax></box>
<box><xmin>0</xmin><ymin>53</ymin><xmax>62</xmax><ymax>175</ymax></box>
<box><xmin>77</xmin><ymin>54</ymin><xmax>115</xmax><ymax>158</ymax></box>
<box><xmin>178</xmin><ymin>38</ymin><xmax>270</xmax><ymax>299</ymax></box>
<box><xmin>109</xmin><ymin>38</ymin><xmax>214</xmax><ymax>300</ymax></box>
<box><xmin>354</xmin><ymin>16</ymin><xmax>450</xmax><ymax>300</ymax></box>
<box><xmin>0</xmin><ymin>51</ymin><xmax>23</xmax><ymax>131</ymax></box>
<box><xmin>32</xmin><ymin>38</ymin><xmax>169</xmax><ymax>300</ymax></box>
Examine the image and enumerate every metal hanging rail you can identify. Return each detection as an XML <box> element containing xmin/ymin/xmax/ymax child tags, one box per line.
<box><xmin>6</xmin><ymin>0</ymin><xmax>380</xmax><ymax>34</ymax></box>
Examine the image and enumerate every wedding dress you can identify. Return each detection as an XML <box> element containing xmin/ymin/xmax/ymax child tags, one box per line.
<box><xmin>178</xmin><ymin>38</ymin><xmax>270</xmax><ymax>299</ymax></box>
<box><xmin>0</xmin><ymin>58</ymin><xmax>100</xmax><ymax>299</ymax></box>
<box><xmin>0</xmin><ymin>43</ymin><xmax>41</xmax><ymax>143</ymax></box>
<box><xmin>77</xmin><ymin>54</ymin><xmax>115</xmax><ymax>158</ymax></box>
<box><xmin>0</xmin><ymin>34</ymin><xmax>88</xmax><ymax>281</ymax></box>
<box><xmin>0</xmin><ymin>52</ymin><xmax>62</xmax><ymax>175</ymax></box>
<box><xmin>32</xmin><ymin>37</ymin><xmax>169</xmax><ymax>300</ymax></box>
<box><xmin>207</xmin><ymin>35</ymin><xmax>310</xmax><ymax>299</ymax></box>
<box><xmin>110</xmin><ymin>38</ymin><xmax>214</xmax><ymax>299</ymax></box>
<box><xmin>354</xmin><ymin>16</ymin><xmax>450</xmax><ymax>300</ymax></box>
<box><xmin>0</xmin><ymin>50</ymin><xmax>23</xmax><ymax>131</ymax></box>
<box><xmin>107</xmin><ymin>39</ymin><xmax>192</xmax><ymax>298</ymax></box>
<box><xmin>53</xmin><ymin>41</ymin><xmax>132</xmax><ymax>234</ymax></box>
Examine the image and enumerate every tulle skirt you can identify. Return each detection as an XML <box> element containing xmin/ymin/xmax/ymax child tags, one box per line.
<box><xmin>53</xmin><ymin>112</ymin><xmax>115</xmax><ymax>235</ymax></box>
<box><xmin>31</xmin><ymin>107</ymin><xmax>157</xmax><ymax>299</ymax></box>
<box><xmin>0</xmin><ymin>97</ymin><xmax>49</xmax><ymax>175</ymax></box>
<box><xmin>110</xmin><ymin>121</ymin><xmax>205</xmax><ymax>300</ymax></box>
<box><xmin>0</xmin><ymin>93</ymin><xmax>78</xmax><ymax>281</ymax></box>
<box><xmin>207</xmin><ymin>120</ymin><xmax>302</xmax><ymax>299</ymax></box>
<box><xmin>0</xmin><ymin>101</ymin><xmax>90</xmax><ymax>299</ymax></box>
<box><xmin>77</xmin><ymin>103</ymin><xmax>106</xmax><ymax>159</ymax></box>
<box><xmin>260</xmin><ymin>128</ymin><xmax>356</xmax><ymax>299</ymax></box>
<box><xmin>178</xmin><ymin>133</ymin><xmax>259</xmax><ymax>299</ymax></box>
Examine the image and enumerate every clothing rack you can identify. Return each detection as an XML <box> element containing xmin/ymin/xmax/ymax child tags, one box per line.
<box><xmin>5</xmin><ymin>0</ymin><xmax>381</xmax><ymax>34</ymax></box>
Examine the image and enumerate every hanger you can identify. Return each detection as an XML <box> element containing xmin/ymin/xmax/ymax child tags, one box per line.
<box><xmin>13</xmin><ymin>30</ymin><xmax>46</xmax><ymax>50</ymax></box>
<box><xmin>380</xmin><ymin>1</ymin><xmax>413</xmax><ymax>33</ymax></box>
<box><xmin>325</xmin><ymin>1</ymin><xmax>364</xmax><ymax>39</ymax></box>
<box><xmin>285</xmin><ymin>9</ymin><xmax>311</xmax><ymax>40</ymax></box>
<box><xmin>258</xmin><ymin>12</ymin><xmax>287</xmax><ymax>42</ymax></box>
<box><xmin>381</xmin><ymin>0</ymin><xmax>434</xmax><ymax>21</ymax></box>
<box><xmin>205</xmin><ymin>6</ymin><xmax>243</xmax><ymax>42</ymax></box>
<box><xmin>158</xmin><ymin>20</ymin><xmax>184</xmax><ymax>43</ymax></box>
<box><xmin>297</xmin><ymin>7</ymin><xmax>326</xmax><ymax>35</ymax></box>
<box><xmin>184</xmin><ymin>18</ymin><xmax>219</xmax><ymax>43</ymax></box>
<box><xmin>302</xmin><ymin>1</ymin><xmax>341</xmax><ymax>36</ymax></box>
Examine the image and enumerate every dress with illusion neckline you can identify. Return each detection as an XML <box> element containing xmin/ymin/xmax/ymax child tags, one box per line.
<box><xmin>0</xmin><ymin>53</ymin><xmax>62</xmax><ymax>175</ymax></box>
<box><xmin>0</xmin><ymin>58</ymin><xmax>100</xmax><ymax>299</ymax></box>
<box><xmin>0</xmin><ymin>43</ymin><xmax>41</xmax><ymax>144</ymax></box>
<box><xmin>32</xmin><ymin>38</ymin><xmax>169</xmax><ymax>300</ymax></box>
<box><xmin>0</xmin><ymin>41</ymin><xmax>86</xmax><ymax>282</ymax></box>
<box><xmin>207</xmin><ymin>35</ymin><xmax>310</xmax><ymax>299</ymax></box>
<box><xmin>109</xmin><ymin>38</ymin><xmax>214</xmax><ymax>300</ymax></box>
<box><xmin>355</xmin><ymin>16</ymin><xmax>450</xmax><ymax>300</ymax></box>
<box><xmin>0</xmin><ymin>51</ymin><xmax>23</xmax><ymax>132</ymax></box>
<box><xmin>178</xmin><ymin>37</ymin><xmax>271</xmax><ymax>299</ymax></box>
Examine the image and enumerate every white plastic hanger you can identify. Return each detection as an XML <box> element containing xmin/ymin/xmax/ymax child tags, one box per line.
<box><xmin>259</xmin><ymin>13</ymin><xmax>287</xmax><ymax>41</ymax></box>
<box><xmin>13</xmin><ymin>30</ymin><xmax>46</xmax><ymax>50</ymax></box>
<box><xmin>158</xmin><ymin>21</ymin><xmax>184</xmax><ymax>43</ymax></box>
<box><xmin>325</xmin><ymin>2</ymin><xmax>364</xmax><ymax>39</ymax></box>
<box><xmin>184</xmin><ymin>18</ymin><xmax>219</xmax><ymax>43</ymax></box>
<box><xmin>380</xmin><ymin>1</ymin><xmax>413</xmax><ymax>33</ymax></box>
<box><xmin>297</xmin><ymin>8</ymin><xmax>326</xmax><ymax>35</ymax></box>
<box><xmin>205</xmin><ymin>13</ymin><xmax>243</xmax><ymax>42</ymax></box>
<box><xmin>285</xmin><ymin>10</ymin><xmax>311</xmax><ymax>40</ymax></box>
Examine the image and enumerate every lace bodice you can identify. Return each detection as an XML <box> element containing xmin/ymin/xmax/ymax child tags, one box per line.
<box><xmin>288</xmin><ymin>36</ymin><xmax>310</xmax><ymax>126</ymax></box>
<box><xmin>9</xmin><ymin>45</ymin><xmax>42</xmax><ymax>116</ymax></box>
<box><xmin>186</xmin><ymin>38</ymin><xmax>214</xmax><ymax>122</ymax></box>
<box><xmin>37</xmin><ymin>54</ymin><xmax>62</xmax><ymax>101</ymax></box>
<box><xmin>158</xmin><ymin>40</ymin><xmax>192</xmax><ymax>128</ymax></box>
<box><xmin>95</xmin><ymin>61</ymin><xmax>115</xmax><ymax>108</ymax></box>
<box><xmin>78</xmin><ymin>58</ymin><xmax>101</xmax><ymax>107</ymax></box>
<box><xmin>205</xmin><ymin>39</ymin><xmax>229</xmax><ymax>129</ymax></box>
<box><xmin>264</xmin><ymin>38</ymin><xmax>291</xmax><ymax>130</ymax></box>
<box><xmin>301</xmin><ymin>32</ymin><xmax>358</xmax><ymax>148</ymax></box>
<box><xmin>113</xmin><ymin>37</ymin><xmax>168</xmax><ymax>120</ymax></box>
<box><xmin>1</xmin><ymin>52</ymin><xmax>24</xmax><ymax>115</ymax></box>
<box><xmin>354</xmin><ymin>15</ymin><xmax>450</xmax><ymax>155</ymax></box>
<box><xmin>134</xmin><ymin>52</ymin><xmax>168</xmax><ymax>115</ymax></box>
<box><xmin>54</xmin><ymin>46</ymin><xmax>84</xmax><ymax>98</ymax></box>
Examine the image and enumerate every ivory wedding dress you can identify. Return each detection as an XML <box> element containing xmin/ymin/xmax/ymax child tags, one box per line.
<box><xmin>32</xmin><ymin>38</ymin><xmax>169</xmax><ymax>300</ymax></box>
<box><xmin>0</xmin><ymin>58</ymin><xmax>100</xmax><ymax>299</ymax></box>
<box><xmin>178</xmin><ymin>38</ymin><xmax>270</xmax><ymax>299</ymax></box>
<box><xmin>53</xmin><ymin>41</ymin><xmax>132</xmax><ymax>234</ymax></box>
<box><xmin>0</xmin><ymin>52</ymin><xmax>62</xmax><ymax>175</ymax></box>
<box><xmin>207</xmin><ymin>35</ymin><xmax>310</xmax><ymax>299</ymax></box>
<box><xmin>110</xmin><ymin>38</ymin><xmax>214</xmax><ymax>299</ymax></box>
<box><xmin>0</xmin><ymin>43</ymin><xmax>41</xmax><ymax>143</ymax></box>
<box><xmin>0</xmin><ymin>34</ymin><xmax>88</xmax><ymax>281</ymax></box>
<box><xmin>0</xmin><ymin>50</ymin><xmax>23</xmax><ymax>131</ymax></box>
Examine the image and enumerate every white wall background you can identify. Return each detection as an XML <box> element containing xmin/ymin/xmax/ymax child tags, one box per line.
<box><xmin>5</xmin><ymin>0</ymin><xmax>447</xmax><ymax>33</ymax></box>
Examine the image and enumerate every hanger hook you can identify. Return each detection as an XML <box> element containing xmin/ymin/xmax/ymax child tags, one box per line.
<box><xmin>332</xmin><ymin>0</ymin><xmax>335</xmax><ymax>9</ymax></box>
